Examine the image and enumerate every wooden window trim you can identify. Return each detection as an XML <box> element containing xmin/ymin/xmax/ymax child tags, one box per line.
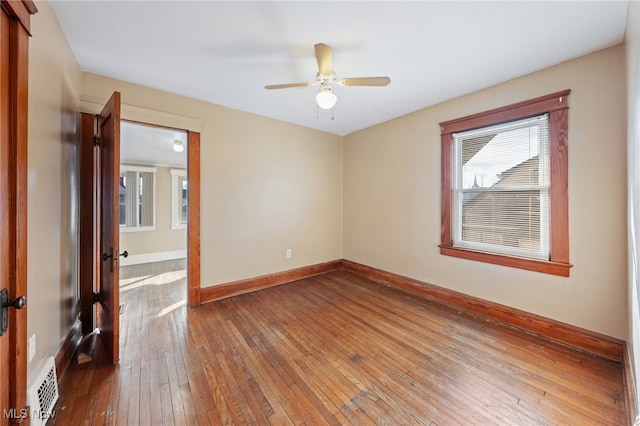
<box><xmin>439</xmin><ymin>90</ymin><xmax>572</xmax><ymax>277</ymax></box>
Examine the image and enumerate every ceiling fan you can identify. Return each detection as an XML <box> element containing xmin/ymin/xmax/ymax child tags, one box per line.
<box><xmin>264</xmin><ymin>43</ymin><xmax>391</xmax><ymax>110</ymax></box>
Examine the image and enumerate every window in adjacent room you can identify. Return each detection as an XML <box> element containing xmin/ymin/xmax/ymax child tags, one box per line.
<box><xmin>119</xmin><ymin>165</ymin><xmax>156</xmax><ymax>231</ymax></box>
<box><xmin>439</xmin><ymin>90</ymin><xmax>572</xmax><ymax>276</ymax></box>
<box><xmin>170</xmin><ymin>168</ymin><xmax>187</xmax><ymax>230</ymax></box>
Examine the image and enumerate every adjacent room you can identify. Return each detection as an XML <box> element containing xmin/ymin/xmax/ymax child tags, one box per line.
<box><xmin>2</xmin><ymin>0</ymin><xmax>638</xmax><ymax>425</ymax></box>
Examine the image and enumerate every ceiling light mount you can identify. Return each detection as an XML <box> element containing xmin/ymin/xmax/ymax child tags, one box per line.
<box><xmin>173</xmin><ymin>139</ymin><xmax>184</xmax><ymax>153</ymax></box>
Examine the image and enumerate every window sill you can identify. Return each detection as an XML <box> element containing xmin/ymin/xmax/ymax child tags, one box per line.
<box><xmin>439</xmin><ymin>245</ymin><xmax>572</xmax><ymax>277</ymax></box>
<box><xmin>170</xmin><ymin>224</ymin><xmax>187</xmax><ymax>230</ymax></box>
<box><xmin>120</xmin><ymin>226</ymin><xmax>156</xmax><ymax>233</ymax></box>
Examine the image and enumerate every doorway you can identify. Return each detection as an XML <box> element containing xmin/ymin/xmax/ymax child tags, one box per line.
<box><xmin>79</xmin><ymin>98</ymin><xmax>201</xmax><ymax>363</ymax></box>
<box><xmin>118</xmin><ymin>121</ymin><xmax>188</xmax><ymax>325</ymax></box>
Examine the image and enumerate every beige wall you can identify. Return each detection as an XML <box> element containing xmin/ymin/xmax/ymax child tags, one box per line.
<box><xmin>344</xmin><ymin>45</ymin><xmax>628</xmax><ymax>339</ymax></box>
<box><xmin>81</xmin><ymin>73</ymin><xmax>344</xmax><ymax>287</ymax></box>
<box><xmin>25</xmin><ymin>0</ymin><xmax>631</xmax><ymax>392</ymax></box>
<box><xmin>626</xmin><ymin>0</ymin><xmax>640</xmax><ymax>414</ymax></box>
<box><xmin>120</xmin><ymin>166</ymin><xmax>187</xmax><ymax>259</ymax></box>
<box><xmin>27</xmin><ymin>0</ymin><xmax>82</xmax><ymax>383</ymax></box>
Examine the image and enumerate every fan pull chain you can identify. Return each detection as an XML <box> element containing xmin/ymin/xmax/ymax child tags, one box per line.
<box><xmin>316</xmin><ymin>103</ymin><xmax>336</xmax><ymax>120</ymax></box>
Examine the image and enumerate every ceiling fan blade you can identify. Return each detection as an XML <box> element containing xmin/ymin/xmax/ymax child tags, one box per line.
<box><xmin>264</xmin><ymin>82</ymin><xmax>312</xmax><ymax>90</ymax></box>
<box><xmin>341</xmin><ymin>76</ymin><xmax>391</xmax><ymax>87</ymax></box>
<box><xmin>314</xmin><ymin>43</ymin><xmax>333</xmax><ymax>75</ymax></box>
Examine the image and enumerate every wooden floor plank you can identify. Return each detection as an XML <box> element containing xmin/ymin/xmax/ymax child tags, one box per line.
<box><xmin>52</xmin><ymin>266</ymin><xmax>627</xmax><ymax>425</ymax></box>
<box><xmin>148</xmin><ymin>346</ymin><xmax>163</xmax><ymax>426</ymax></box>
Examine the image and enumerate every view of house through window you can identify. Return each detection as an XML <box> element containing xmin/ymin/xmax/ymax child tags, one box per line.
<box><xmin>453</xmin><ymin>114</ymin><xmax>549</xmax><ymax>260</ymax></box>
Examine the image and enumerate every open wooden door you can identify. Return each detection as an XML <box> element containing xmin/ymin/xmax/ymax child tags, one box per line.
<box><xmin>95</xmin><ymin>92</ymin><xmax>121</xmax><ymax>364</ymax></box>
<box><xmin>0</xmin><ymin>8</ymin><xmax>10</xmax><ymax>421</ymax></box>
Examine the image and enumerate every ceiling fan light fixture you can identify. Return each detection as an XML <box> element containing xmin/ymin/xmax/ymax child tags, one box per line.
<box><xmin>173</xmin><ymin>139</ymin><xmax>184</xmax><ymax>153</ymax></box>
<box><xmin>316</xmin><ymin>86</ymin><xmax>337</xmax><ymax>110</ymax></box>
<box><xmin>265</xmin><ymin>43</ymin><xmax>390</xmax><ymax>113</ymax></box>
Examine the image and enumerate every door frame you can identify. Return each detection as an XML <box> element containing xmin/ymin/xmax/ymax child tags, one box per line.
<box><xmin>1</xmin><ymin>0</ymin><xmax>37</xmax><ymax>421</ymax></box>
<box><xmin>79</xmin><ymin>115</ymin><xmax>201</xmax><ymax>334</ymax></box>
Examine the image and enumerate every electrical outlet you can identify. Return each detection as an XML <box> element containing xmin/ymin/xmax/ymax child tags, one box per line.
<box><xmin>286</xmin><ymin>249</ymin><xmax>292</xmax><ymax>258</ymax></box>
<box><xmin>28</xmin><ymin>334</ymin><xmax>36</xmax><ymax>362</ymax></box>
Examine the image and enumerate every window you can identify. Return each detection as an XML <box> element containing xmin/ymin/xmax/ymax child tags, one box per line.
<box><xmin>439</xmin><ymin>90</ymin><xmax>572</xmax><ymax>276</ymax></box>
<box><xmin>170</xmin><ymin>169</ymin><xmax>187</xmax><ymax>229</ymax></box>
<box><xmin>453</xmin><ymin>115</ymin><xmax>550</xmax><ymax>259</ymax></box>
<box><xmin>120</xmin><ymin>165</ymin><xmax>156</xmax><ymax>231</ymax></box>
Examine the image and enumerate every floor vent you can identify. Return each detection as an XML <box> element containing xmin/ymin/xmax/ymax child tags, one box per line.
<box><xmin>28</xmin><ymin>356</ymin><xmax>59</xmax><ymax>426</ymax></box>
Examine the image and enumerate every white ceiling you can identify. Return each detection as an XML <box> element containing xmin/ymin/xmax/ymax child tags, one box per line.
<box><xmin>50</xmin><ymin>1</ymin><xmax>629</xmax><ymax>137</ymax></box>
<box><xmin>121</xmin><ymin>121</ymin><xmax>187</xmax><ymax>168</ymax></box>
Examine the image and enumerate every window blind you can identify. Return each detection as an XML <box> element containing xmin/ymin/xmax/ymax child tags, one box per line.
<box><xmin>120</xmin><ymin>167</ymin><xmax>156</xmax><ymax>229</ymax></box>
<box><xmin>124</xmin><ymin>171</ymin><xmax>137</xmax><ymax>227</ymax></box>
<box><xmin>139</xmin><ymin>172</ymin><xmax>154</xmax><ymax>227</ymax></box>
<box><xmin>179</xmin><ymin>176</ymin><xmax>188</xmax><ymax>225</ymax></box>
<box><xmin>452</xmin><ymin>114</ymin><xmax>550</xmax><ymax>260</ymax></box>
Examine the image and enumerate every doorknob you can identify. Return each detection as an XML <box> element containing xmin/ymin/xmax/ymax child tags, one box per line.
<box><xmin>1</xmin><ymin>288</ymin><xmax>27</xmax><ymax>336</ymax></box>
<box><xmin>102</xmin><ymin>249</ymin><xmax>127</xmax><ymax>261</ymax></box>
<box><xmin>101</xmin><ymin>247</ymin><xmax>128</xmax><ymax>272</ymax></box>
<box><xmin>115</xmin><ymin>250</ymin><xmax>128</xmax><ymax>271</ymax></box>
<box><xmin>4</xmin><ymin>296</ymin><xmax>26</xmax><ymax>310</ymax></box>
<box><xmin>102</xmin><ymin>246</ymin><xmax>113</xmax><ymax>262</ymax></box>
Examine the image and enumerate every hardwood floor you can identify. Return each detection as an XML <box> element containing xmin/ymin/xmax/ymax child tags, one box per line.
<box><xmin>51</xmin><ymin>269</ymin><xmax>627</xmax><ymax>425</ymax></box>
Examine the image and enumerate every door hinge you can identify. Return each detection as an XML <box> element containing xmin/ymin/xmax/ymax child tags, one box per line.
<box><xmin>93</xmin><ymin>292</ymin><xmax>102</xmax><ymax>304</ymax></box>
<box><xmin>93</xmin><ymin>134</ymin><xmax>101</xmax><ymax>147</ymax></box>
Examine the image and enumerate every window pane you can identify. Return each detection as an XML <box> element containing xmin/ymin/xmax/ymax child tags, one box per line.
<box><xmin>125</xmin><ymin>171</ymin><xmax>137</xmax><ymax>227</ymax></box>
<box><xmin>453</xmin><ymin>115</ymin><xmax>549</xmax><ymax>259</ymax></box>
<box><xmin>139</xmin><ymin>172</ymin><xmax>154</xmax><ymax>227</ymax></box>
<box><xmin>119</xmin><ymin>174</ymin><xmax>126</xmax><ymax>226</ymax></box>
<box><xmin>180</xmin><ymin>177</ymin><xmax>188</xmax><ymax>225</ymax></box>
<box><xmin>120</xmin><ymin>168</ymin><xmax>156</xmax><ymax>229</ymax></box>
<box><xmin>462</xmin><ymin>190</ymin><xmax>543</xmax><ymax>251</ymax></box>
<box><xmin>461</xmin><ymin>117</ymin><xmax>547</xmax><ymax>189</ymax></box>
<box><xmin>138</xmin><ymin>174</ymin><xmax>143</xmax><ymax>225</ymax></box>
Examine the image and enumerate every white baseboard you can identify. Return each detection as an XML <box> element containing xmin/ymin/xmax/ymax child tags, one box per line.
<box><xmin>121</xmin><ymin>249</ymin><xmax>186</xmax><ymax>266</ymax></box>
